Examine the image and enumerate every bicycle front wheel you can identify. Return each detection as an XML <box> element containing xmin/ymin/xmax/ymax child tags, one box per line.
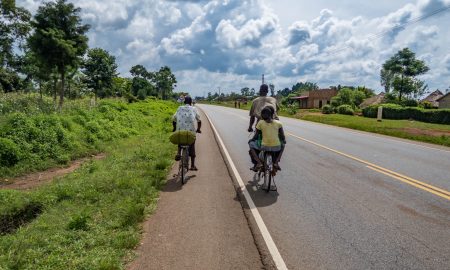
<box><xmin>180</xmin><ymin>147</ymin><xmax>189</xmax><ymax>185</ymax></box>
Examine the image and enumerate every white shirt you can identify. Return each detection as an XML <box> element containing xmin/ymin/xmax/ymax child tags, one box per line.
<box><xmin>173</xmin><ymin>105</ymin><xmax>200</xmax><ymax>133</ymax></box>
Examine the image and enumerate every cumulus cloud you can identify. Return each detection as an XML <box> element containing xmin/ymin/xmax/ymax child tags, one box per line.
<box><xmin>16</xmin><ymin>0</ymin><xmax>450</xmax><ymax>95</ymax></box>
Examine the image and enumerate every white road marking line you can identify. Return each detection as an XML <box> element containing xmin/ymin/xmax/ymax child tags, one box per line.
<box><xmin>203</xmin><ymin>109</ymin><xmax>288</xmax><ymax>270</ymax></box>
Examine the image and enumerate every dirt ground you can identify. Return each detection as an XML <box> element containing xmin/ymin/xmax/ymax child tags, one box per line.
<box><xmin>0</xmin><ymin>153</ymin><xmax>106</xmax><ymax>190</ymax></box>
<box><xmin>401</xmin><ymin>127</ymin><xmax>450</xmax><ymax>137</ymax></box>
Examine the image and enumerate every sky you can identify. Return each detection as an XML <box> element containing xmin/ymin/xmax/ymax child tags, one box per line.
<box><xmin>18</xmin><ymin>0</ymin><xmax>450</xmax><ymax>97</ymax></box>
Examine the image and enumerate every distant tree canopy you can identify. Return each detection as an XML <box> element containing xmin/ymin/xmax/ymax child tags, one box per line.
<box><xmin>28</xmin><ymin>0</ymin><xmax>89</xmax><ymax>109</ymax></box>
<box><xmin>0</xmin><ymin>0</ymin><xmax>180</xmax><ymax>108</ymax></box>
<box><xmin>82</xmin><ymin>48</ymin><xmax>118</xmax><ymax>100</ymax></box>
<box><xmin>381</xmin><ymin>48</ymin><xmax>429</xmax><ymax>100</ymax></box>
<box><xmin>277</xmin><ymin>81</ymin><xmax>318</xmax><ymax>97</ymax></box>
<box><xmin>0</xmin><ymin>0</ymin><xmax>31</xmax><ymax>92</ymax></box>
<box><xmin>129</xmin><ymin>65</ymin><xmax>177</xmax><ymax>100</ymax></box>
<box><xmin>331</xmin><ymin>87</ymin><xmax>373</xmax><ymax>108</ymax></box>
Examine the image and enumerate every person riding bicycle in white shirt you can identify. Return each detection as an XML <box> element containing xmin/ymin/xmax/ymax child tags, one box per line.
<box><xmin>172</xmin><ymin>96</ymin><xmax>201</xmax><ymax>170</ymax></box>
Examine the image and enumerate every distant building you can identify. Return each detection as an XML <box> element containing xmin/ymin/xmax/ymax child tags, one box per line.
<box><xmin>290</xmin><ymin>89</ymin><xmax>338</xmax><ymax>109</ymax></box>
<box><xmin>359</xmin><ymin>92</ymin><xmax>385</xmax><ymax>109</ymax></box>
<box><xmin>436</xmin><ymin>92</ymin><xmax>450</xmax><ymax>109</ymax></box>
<box><xmin>421</xmin><ymin>90</ymin><xmax>444</xmax><ymax>108</ymax></box>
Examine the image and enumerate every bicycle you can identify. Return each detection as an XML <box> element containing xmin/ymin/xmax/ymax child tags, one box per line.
<box><xmin>178</xmin><ymin>145</ymin><xmax>190</xmax><ymax>185</ymax></box>
<box><xmin>256</xmin><ymin>150</ymin><xmax>277</xmax><ymax>192</ymax></box>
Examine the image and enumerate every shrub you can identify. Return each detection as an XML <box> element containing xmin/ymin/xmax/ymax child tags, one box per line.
<box><xmin>0</xmin><ymin>138</ymin><xmax>21</xmax><ymax>166</ymax></box>
<box><xmin>362</xmin><ymin>104</ymin><xmax>450</xmax><ymax>124</ymax></box>
<box><xmin>286</xmin><ymin>104</ymin><xmax>298</xmax><ymax>115</ymax></box>
<box><xmin>401</xmin><ymin>99</ymin><xmax>419</xmax><ymax>107</ymax></box>
<box><xmin>337</xmin><ymin>105</ymin><xmax>354</xmax><ymax>115</ymax></box>
<box><xmin>67</xmin><ymin>214</ymin><xmax>90</xmax><ymax>231</ymax></box>
<box><xmin>322</xmin><ymin>104</ymin><xmax>334</xmax><ymax>114</ymax></box>
<box><xmin>420</xmin><ymin>101</ymin><xmax>435</xmax><ymax>109</ymax></box>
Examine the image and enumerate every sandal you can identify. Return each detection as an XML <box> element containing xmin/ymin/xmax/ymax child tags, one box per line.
<box><xmin>255</xmin><ymin>163</ymin><xmax>263</xmax><ymax>171</ymax></box>
<box><xmin>274</xmin><ymin>163</ymin><xmax>281</xmax><ymax>171</ymax></box>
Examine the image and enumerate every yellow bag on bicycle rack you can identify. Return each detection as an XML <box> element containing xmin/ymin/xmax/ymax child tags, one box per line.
<box><xmin>169</xmin><ymin>130</ymin><xmax>196</xmax><ymax>145</ymax></box>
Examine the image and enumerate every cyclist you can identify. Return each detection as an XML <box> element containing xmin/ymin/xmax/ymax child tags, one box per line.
<box><xmin>249</xmin><ymin>107</ymin><xmax>286</xmax><ymax>171</ymax></box>
<box><xmin>248</xmin><ymin>84</ymin><xmax>279</xmax><ymax>132</ymax></box>
<box><xmin>172</xmin><ymin>96</ymin><xmax>201</xmax><ymax>171</ymax></box>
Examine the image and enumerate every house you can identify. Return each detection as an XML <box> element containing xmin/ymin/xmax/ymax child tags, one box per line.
<box><xmin>421</xmin><ymin>90</ymin><xmax>444</xmax><ymax>108</ymax></box>
<box><xmin>359</xmin><ymin>92</ymin><xmax>385</xmax><ymax>109</ymax></box>
<box><xmin>436</xmin><ymin>92</ymin><xmax>450</xmax><ymax>109</ymax></box>
<box><xmin>290</xmin><ymin>89</ymin><xmax>338</xmax><ymax>109</ymax></box>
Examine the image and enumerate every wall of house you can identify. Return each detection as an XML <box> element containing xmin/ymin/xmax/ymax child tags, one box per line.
<box><xmin>439</xmin><ymin>96</ymin><xmax>450</xmax><ymax>109</ymax></box>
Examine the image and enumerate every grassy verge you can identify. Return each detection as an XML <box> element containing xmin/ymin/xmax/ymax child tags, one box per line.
<box><xmin>204</xmin><ymin>101</ymin><xmax>450</xmax><ymax>147</ymax></box>
<box><xmin>0</xmin><ymin>99</ymin><xmax>177</xmax><ymax>269</ymax></box>
<box><xmin>0</xmin><ymin>94</ymin><xmax>172</xmax><ymax>179</ymax></box>
<box><xmin>299</xmin><ymin>113</ymin><xmax>450</xmax><ymax>146</ymax></box>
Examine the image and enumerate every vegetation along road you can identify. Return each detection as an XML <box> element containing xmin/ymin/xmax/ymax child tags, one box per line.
<box><xmin>200</xmin><ymin>104</ymin><xmax>450</xmax><ymax>270</ymax></box>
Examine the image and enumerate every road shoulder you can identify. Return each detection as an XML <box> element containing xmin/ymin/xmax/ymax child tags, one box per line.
<box><xmin>127</xmin><ymin>110</ymin><xmax>264</xmax><ymax>270</ymax></box>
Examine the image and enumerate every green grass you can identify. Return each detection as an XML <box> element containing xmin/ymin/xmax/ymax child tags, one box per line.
<box><xmin>0</xmin><ymin>98</ymin><xmax>178</xmax><ymax>269</ymax></box>
<box><xmin>207</xmin><ymin>101</ymin><xmax>450</xmax><ymax>147</ymax></box>
<box><xmin>299</xmin><ymin>114</ymin><xmax>450</xmax><ymax>146</ymax></box>
<box><xmin>0</xmin><ymin>94</ymin><xmax>176</xmax><ymax>179</ymax></box>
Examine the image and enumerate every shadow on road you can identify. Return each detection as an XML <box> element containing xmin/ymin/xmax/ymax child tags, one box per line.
<box><xmin>163</xmin><ymin>174</ymin><xmax>197</xmax><ymax>193</ymax></box>
<box><xmin>241</xmin><ymin>173</ymin><xmax>279</xmax><ymax>208</ymax></box>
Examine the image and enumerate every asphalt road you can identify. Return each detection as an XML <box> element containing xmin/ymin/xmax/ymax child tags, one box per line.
<box><xmin>199</xmin><ymin>104</ymin><xmax>450</xmax><ymax>270</ymax></box>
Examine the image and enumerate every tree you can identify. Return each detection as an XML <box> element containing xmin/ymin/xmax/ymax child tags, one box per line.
<box><xmin>154</xmin><ymin>66</ymin><xmax>177</xmax><ymax>100</ymax></box>
<box><xmin>82</xmin><ymin>48</ymin><xmax>118</xmax><ymax>101</ymax></box>
<box><xmin>380</xmin><ymin>68</ymin><xmax>394</xmax><ymax>93</ymax></box>
<box><xmin>28</xmin><ymin>0</ymin><xmax>89</xmax><ymax>110</ymax></box>
<box><xmin>112</xmin><ymin>77</ymin><xmax>132</xmax><ymax>97</ymax></box>
<box><xmin>331</xmin><ymin>88</ymin><xmax>369</xmax><ymax>108</ymax></box>
<box><xmin>130</xmin><ymin>64</ymin><xmax>152</xmax><ymax>79</ymax></box>
<box><xmin>0</xmin><ymin>0</ymin><xmax>31</xmax><ymax>92</ymax></box>
<box><xmin>130</xmin><ymin>65</ymin><xmax>155</xmax><ymax>99</ymax></box>
<box><xmin>380</xmin><ymin>48</ymin><xmax>429</xmax><ymax>100</ymax></box>
<box><xmin>240</xmin><ymin>87</ymin><xmax>250</xmax><ymax>96</ymax></box>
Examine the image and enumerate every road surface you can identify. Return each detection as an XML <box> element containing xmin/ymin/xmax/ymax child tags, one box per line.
<box><xmin>200</xmin><ymin>104</ymin><xmax>450</xmax><ymax>270</ymax></box>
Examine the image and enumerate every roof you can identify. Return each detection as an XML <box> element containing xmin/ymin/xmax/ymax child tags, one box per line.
<box><xmin>421</xmin><ymin>90</ymin><xmax>444</xmax><ymax>103</ymax></box>
<box><xmin>359</xmin><ymin>92</ymin><xmax>385</xmax><ymax>109</ymax></box>
<box><xmin>436</xmin><ymin>92</ymin><xmax>450</xmax><ymax>101</ymax></box>
<box><xmin>308</xmin><ymin>89</ymin><xmax>338</xmax><ymax>98</ymax></box>
<box><xmin>289</xmin><ymin>95</ymin><xmax>309</xmax><ymax>100</ymax></box>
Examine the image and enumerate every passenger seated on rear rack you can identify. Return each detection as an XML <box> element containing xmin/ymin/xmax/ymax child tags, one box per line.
<box><xmin>248</xmin><ymin>107</ymin><xmax>286</xmax><ymax>171</ymax></box>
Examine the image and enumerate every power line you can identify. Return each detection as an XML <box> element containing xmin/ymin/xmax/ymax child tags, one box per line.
<box><xmin>323</xmin><ymin>5</ymin><xmax>450</xmax><ymax>57</ymax></box>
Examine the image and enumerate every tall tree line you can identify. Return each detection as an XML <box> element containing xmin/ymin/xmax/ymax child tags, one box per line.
<box><xmin>0</xmin><ymin>0</ymin><xmax>177</xmax><ymax>109</ymax></box>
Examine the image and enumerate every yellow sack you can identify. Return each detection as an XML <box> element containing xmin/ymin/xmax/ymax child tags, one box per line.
<box><xmin>169</xmin><ymin>130</ymin><xmax>196</xmax><ymax>145</ymax></box>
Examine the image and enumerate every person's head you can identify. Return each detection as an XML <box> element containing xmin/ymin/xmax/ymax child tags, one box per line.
<box><xmin>184</xmin><ymin>96</ymin><xmax>192</xmax><ymax>105</ymax></box>
<box><xmin>259</xmin><ymin>84</ymin><xmax>269</xmax><ymax>96</ymax></box>
<box><xmin>261</xmin><ymin>106</ymin><xmax>274</xmax><ymax>122</ymax></box>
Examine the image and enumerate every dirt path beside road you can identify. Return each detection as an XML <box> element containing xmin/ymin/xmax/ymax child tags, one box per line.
<box><xmin>128</xmin><ymin>110</ymin><xmax>264</xmax><ymax>270</ymax></box>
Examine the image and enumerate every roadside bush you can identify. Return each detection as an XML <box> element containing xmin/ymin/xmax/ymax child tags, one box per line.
<box><xmin>401</xmin><ymin>99</ymin><xmax>419</xmax><ymax>107</ymax></box>
<box><xmin>0</xmin><ymin>98</ymin><xmax>178</xmax><ymax>178</ymax></box>
<box><xmin>362</xmin><ymin>104</ymin><xmax>450</xmax><ymax>124</ymax></box>
<box><xmin>0</xmin><ymin>138</ymin><xmax>21</xmax><ymax>166</ymax></box>
<box><xmin>420</xmin><ymin>101</ymin><xmax>435</xmax><ymax>109</ymax></box>
<box><xmin>286</xmin><ymin>104</ymin><xmax>298</xmax><ymax>115</ymax></box>
<box><xmin>337</xmin><ymin>104</ymin><xmax>354</xmax><ymax>115</ymax></box>
<box><xmin>322</xmin><ymin>104</ymin><xmax>334</xmax><ymax>114</ymax></box>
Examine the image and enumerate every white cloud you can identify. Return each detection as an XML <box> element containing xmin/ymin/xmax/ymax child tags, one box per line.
<box><xmin>16</xmin><ymin>0</ymin><xmax>450</xmax><ymax>96</ymax></box>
